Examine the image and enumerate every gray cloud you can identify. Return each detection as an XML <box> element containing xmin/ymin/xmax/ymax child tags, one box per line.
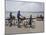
<box><xmin>6</xmin><ymin>0</ymin><xmax>44</xmax><ymax>12</ymax></box>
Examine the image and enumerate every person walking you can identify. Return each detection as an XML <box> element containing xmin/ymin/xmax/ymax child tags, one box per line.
<box><xmin>29</xmin><ymin>15</ymin><xmax>32</xmax><ymax>27</ymax></box>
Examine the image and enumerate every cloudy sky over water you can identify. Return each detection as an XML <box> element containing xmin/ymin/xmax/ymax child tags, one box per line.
<box><xmin>6</xmin><ymin>0</ymin><xmax>44</xmax><ymax>12</ymax></box>
<box><xmin>5</xmin><ymin>0</ymin><xmax>44</xmax><ymax>18</ymax></box>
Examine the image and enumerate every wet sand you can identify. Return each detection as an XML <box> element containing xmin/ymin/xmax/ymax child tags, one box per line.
<box><xmin>5</xmin><ymin>19</ymin><xmax>44</xmax><ymax>34</ymax></box>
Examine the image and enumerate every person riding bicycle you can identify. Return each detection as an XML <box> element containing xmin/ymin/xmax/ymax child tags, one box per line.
<box><xmin>17</xmin><ymin>10</ymin><xmax>21</xmax><ymax>21</ymax></box>
<box><xmin>17</xmin><ymin>10</ymin><xmax>22</xmax><ymax>27</ymax></box>
<box><xmin>17</xmin><ymin>10</ymin><xmax>26</xmax><ymax>28</ymax></box>
<box><xmin>9</xmin><ymin>12</ymin><xmax>13</xmax><ymax>27</ymax></box>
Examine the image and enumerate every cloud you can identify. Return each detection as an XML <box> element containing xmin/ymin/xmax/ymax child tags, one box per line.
<box><xmin>6</xmin><ymin>0</ymin><xmax>44</xmax><ymax>12</ymax></box>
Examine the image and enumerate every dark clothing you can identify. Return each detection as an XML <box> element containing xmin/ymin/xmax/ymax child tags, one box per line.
<box><xmin>10</xmin><ymin>14</ymin><xmax>12</xmax><ymax>19</ymax></box>
<box><xmin>17</xmin><ymin>11</ymin><xmax>21</xmax><ymax>27</ymax></box>
<box><xmin>10</xmin><ymin>12</ymin><xmax>13</xmax><ymax>19</ymax></box>
<box><xmin>17</xmin><ymin>11</ymin><xmax>21</xmax><ymax>20</ymax></box>
<box><xmin>17</xmin><ymin>11</ymin><xmax>21</xmax><ymax>18</ymax></box>
<box><xmin>29</xmin><ymin>16</ymin><xmax>32</xmax><ymax>26</ymax></box>
<box><xmin>9</xmin><ymin>12</ymin><xmax>13</xmax><ymax>27</ymax></box>
<box><xmin>17</xmin><ymin>13</ymin><xmax>21</xmax><ymax>17</ymax></box>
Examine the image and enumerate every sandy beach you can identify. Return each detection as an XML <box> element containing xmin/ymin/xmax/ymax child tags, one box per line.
<box><xmin>5</xmin><ymin>19</ymin><xmax>44</xmax><ymax>34</ymax></box>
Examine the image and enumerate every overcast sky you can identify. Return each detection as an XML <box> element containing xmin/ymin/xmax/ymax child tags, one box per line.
<box><xmin>6</xmin><ymin>0</ymin><xmax>44</xmax><ymax>12</ymax></box>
